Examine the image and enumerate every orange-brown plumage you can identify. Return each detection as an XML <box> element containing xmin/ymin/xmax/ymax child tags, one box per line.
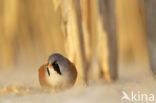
<box><xmin>38</xmin><ymin>63</ymin><xmax>51</xmax><ymax>89</ymax></box>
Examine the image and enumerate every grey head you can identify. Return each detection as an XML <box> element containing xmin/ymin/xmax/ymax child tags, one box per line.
<box><xmin>46</xmin><ymin>53</ymin><xmax>69</xmax><ymax>76</ymax></box>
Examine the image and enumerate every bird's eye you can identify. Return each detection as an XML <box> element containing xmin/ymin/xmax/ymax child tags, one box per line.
<box><xmin>52</xmin><ymin>61</ymin><xmax>62</xmax><ymax>75</ymax></box>
<box><xmin>46</xmin><ymin>65</ymin><xmax>50</xmax><ymax>76</ymax></box>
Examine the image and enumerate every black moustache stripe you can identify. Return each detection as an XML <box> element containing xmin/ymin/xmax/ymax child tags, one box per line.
<box><xmin>46</xmin><ymin>66</ymin><xmax>50</xmax><ymax>76</ymax></box>
<box><xmin>52</xmin><ymin>61</ymin><xmax>62</xmax><ymax>75</ymax></box>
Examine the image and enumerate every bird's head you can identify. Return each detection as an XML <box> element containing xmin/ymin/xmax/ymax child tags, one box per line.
<box><xmin>46</xmin><ymin>53</ymin><xmax>69</xmax><ymax>77</ymax></box>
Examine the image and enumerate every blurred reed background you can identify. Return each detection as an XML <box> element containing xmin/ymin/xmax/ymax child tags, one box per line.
<box><xmin>0</xmin><ymin>0</ymin><xmax>65</xmax><ymax>68</ymax></box>
<box><xmin>0</xmin><ymin>0</ymin><xmax>149</xmax><ymax>70</ymax></box>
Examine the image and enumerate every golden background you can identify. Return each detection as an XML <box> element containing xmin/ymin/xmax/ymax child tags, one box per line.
<box><xmin>0</xmin><ymin>0</ymin><xmax>148</xmax><ymax>69</ymax></box>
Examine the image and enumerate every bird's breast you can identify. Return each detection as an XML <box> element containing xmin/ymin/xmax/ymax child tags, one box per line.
<box><xmin>39</xmin><ymin>64</ymin><xmax>52</xmax><ymax>89</ymax></box>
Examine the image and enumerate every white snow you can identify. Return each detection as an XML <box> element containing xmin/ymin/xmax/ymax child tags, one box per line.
<box><xmin>0</xmin><ymin>63</ymin><xmax>156</xmax><ymax>103</ymax></box>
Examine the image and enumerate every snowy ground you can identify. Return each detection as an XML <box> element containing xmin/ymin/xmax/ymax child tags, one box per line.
<box><xmin>0</xmin><ymin>63</ymin><xmax>156</xmax><ymax>103</ymax></box>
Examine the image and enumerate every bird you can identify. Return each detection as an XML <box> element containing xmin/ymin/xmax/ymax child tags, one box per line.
<box><xmin>38</xmin><ymin>53</ymin><xmax>77</xmax><ymax>91</ymax></box>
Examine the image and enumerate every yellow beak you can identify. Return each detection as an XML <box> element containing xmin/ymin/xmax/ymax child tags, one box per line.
<box><xmin>48</xmin><ymin>63</ymin><xmax>52</xmax><ymax>67</ymax></box>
